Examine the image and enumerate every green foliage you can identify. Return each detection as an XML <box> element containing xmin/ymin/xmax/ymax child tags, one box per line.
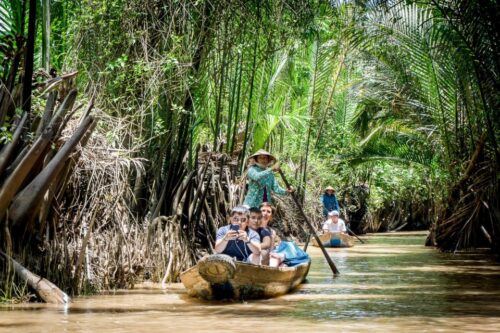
<box><xmin>36</xmin><ymin>0</ymin><xmax>497</xmax><ymax>232</ymax></box>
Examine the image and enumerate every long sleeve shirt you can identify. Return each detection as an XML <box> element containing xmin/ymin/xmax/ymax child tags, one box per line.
<box><xmin>321</xmin><ymin>193</ymin><xmax>339</xmax><ymax>216</ymax></box>
<box><xmin>243</xmin><ymin>165</ymin><xmax>286</xmax><ymax>208</ymax></box>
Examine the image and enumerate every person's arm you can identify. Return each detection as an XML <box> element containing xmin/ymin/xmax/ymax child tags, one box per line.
<box><xmin>271</xmin><ymin>228</ymin><xmax>279</xmax><ymax>248</ymax></box>
<box><xmin>247</xmin><ymin>240</ymin><xmax>261</xmax><ymax>255</ymax></box>
<box><xmin>271</xmin><ymin>175</ymin><xmax>287</xmax><ymax>196</ymax></box>
<box><xmin>322</xmin><ymin>221</ymin><xmax>329</xmax><ymax>233</ymax></box>
<box><xmin>340</xmin><ymin>220</ymin><xmax>347</xmax><ymax>233</ymax></box>
<box><xmin>247</xmin><ymin>165</ymin><xmax>273</xmax><ymax>183</ymax></box>
<box><xmin>214</xmin><ymin>227</ymin><xmax>237</xmax><ymax>253</ymax></box>
<box><xmin>323</xmin><ymin>196</ymin><xmax>332</xmax><ymax>212</ymax></box>
<box><xmin>321</xmin><ymin>195</ymin><xmax>329</xmax><ymax>215</ymax></box>
<box><xmin>333</xmin><ymin>195</ymin><xmax>339</xmax><ymax>211</ymax></box>
<box><xmin>214</xmin><ymin>238</ymin><xmax>228</xmax><ymax>253</ymax></box>
<box><xmin>261</xmin><ymin>235</ymin><xmax>272</xmax><ymax>250</ymax></box>
<box><xmin>239</xmin><ymin>230</ymin><xmax>261</xmax><ymax>254</ymax></box>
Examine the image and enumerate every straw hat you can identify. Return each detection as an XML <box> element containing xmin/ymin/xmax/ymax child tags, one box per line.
<box><xmin>325</xmin><ymin>186</ymin><xmax>335</xmax><ymax>192</ymax></box>
<box><xmin>249</xmin><ymin>149</ymin><xmax>276</xmax><ymax>163</ymax></box>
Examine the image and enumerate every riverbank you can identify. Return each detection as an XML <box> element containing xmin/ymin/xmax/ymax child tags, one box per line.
<box><xmin>1</xmin><ymin>232</ymin><xmax>499</xmax><ymax>332</ymax></box>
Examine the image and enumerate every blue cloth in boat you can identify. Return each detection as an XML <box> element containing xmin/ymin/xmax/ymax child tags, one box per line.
<box><xmin>273</xmin><ymin>240</ymin><xmax>310</xmax><ymax>267</ymax></box>
<box><xmin>330</xmin><ymin>238</ymin><xmax>342</xmax><ymax>247</ymax></box>
<box><xmin>216</xmin><ymin>225</ymin><xmax>260</xmax><ymax>261</ymax></box>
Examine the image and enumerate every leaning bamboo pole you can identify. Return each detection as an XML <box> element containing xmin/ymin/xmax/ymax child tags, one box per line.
<box><xmin>0</xmin><ymin>250</ymin><xmax>70</xmax><ymax>304</ymax></box>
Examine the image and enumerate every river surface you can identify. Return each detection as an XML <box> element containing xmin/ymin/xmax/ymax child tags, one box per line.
<box><xmin>1</xmin><ymin>231</ymin><xmax>499</xmax><ymax>332</ymax></box>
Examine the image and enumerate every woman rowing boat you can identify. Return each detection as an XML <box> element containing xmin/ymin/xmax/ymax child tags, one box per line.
<box><xmin>243</xmin><ymin>149</ymin><xmax>293</xmax><ymax>209</ymax></box>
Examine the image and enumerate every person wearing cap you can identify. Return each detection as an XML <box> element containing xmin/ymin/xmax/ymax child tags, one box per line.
<box><xmin>322</xmin><ymin>210</ymin><xmax>347</xmax><ymax>234</ymax></box>
<box><xmin>321</xmin><ymin>186</ymin><xmax>339</xmax><ymax>217</ymax></box>
<box><xmin>215</xmin><ymin>205</ymin><xmax>261</xmax><ymax>264</ymax></box>
<box><xmin>243</xmin><ymin>149</ymin><xmax>293</xmax><ymax>209</ymax></box>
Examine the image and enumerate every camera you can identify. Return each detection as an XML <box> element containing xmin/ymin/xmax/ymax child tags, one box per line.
<box><xmin>230</xmin><ymin>224</ymin><xmax>240</xmax><ymax>232</ymax></box>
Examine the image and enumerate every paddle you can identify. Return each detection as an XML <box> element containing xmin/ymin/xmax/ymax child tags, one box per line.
<box><xmin>277</xmin><ymin>169</ymin><xmax>340</xmax><ymax>275</ymax></box>
<box><xmin>303</xmin><ymin>234</ymin><xmax>311</xmax><ymax>251</ymax></box>
<box><xmin>303</xmin><ymin>217</ymin><xmax>328</xmax><ymax>251</ymax></box>
<box><xmin>346</xmin><ymin>224</ymin><xmax>365</xmax><ymax>244</ymax></box>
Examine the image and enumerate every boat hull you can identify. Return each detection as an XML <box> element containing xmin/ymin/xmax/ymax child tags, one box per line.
<box><xmin>312</xmin><ymin>232</ymin><xmax>355</xmax><ymax>248</ymax></box>
<box><xmin>180</xmin><ymin>255</ymin><xmax>310</xmax><ymax>300</ymax></box>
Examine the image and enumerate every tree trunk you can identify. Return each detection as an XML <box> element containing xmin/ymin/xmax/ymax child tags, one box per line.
<box><xmin>21</xmin><ymin>0</ymin><xmax>37</xmax><ymax>116</ymax></box>
<box><xmin>42</xmin><ymin>0</ymin><xmax>51</xmax><ymax>71</ymax></box>
<box><xmin>0</xmin><ymin>250</ymin><xmax>70</xmax><ymax>304</ymax></box>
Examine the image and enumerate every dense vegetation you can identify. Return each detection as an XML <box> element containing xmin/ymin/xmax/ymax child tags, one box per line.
<box><xmin>0</xmin><ymin>0</ymin><xmax>498</xmax><ymax>300</ymax></box>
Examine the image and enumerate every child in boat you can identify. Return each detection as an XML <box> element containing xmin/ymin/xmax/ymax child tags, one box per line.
<box><xmin>269</xmin><ymin>228</ymin><xmax>310</xmax><ymax>268</ymax></box>
<box><xmin>214</xmin><ymin>205</ymin><xmax>261</xmax><ymax>264</ymax></box>
<box><xmin>322</xmin><ymin>210</ymin><xmax>347</xmax><ymax>234</ymax></box>
<box><xmin>248</xmin><ymin>207</ymin><xmax>272</xmax><ymax>265</ymax></box>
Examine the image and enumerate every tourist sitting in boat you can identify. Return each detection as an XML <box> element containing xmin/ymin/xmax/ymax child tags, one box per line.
<box><xmin>322</xmin><ymin>210</ymin><xmax>347</xmax><ymax>234</ymax></box>
<box><xmin>243</xmin><ymin>149</ymin><xmax>293</xmax><ymax>209</ymax></box>
<box><xmin>248</xmin><ymin>206</ymin><xmax>272</xmax><ymax>265</ymax></box>
<box><xmin>269</xmin><ymin>229</ymin><xmax>310</xmax><ymax>268</ymax></box>
<box><xmin>215</xmin><ymin>205</ymin><xmax>261</xmax><ymax>264</ymax></box>
<box><xmin>321</xmin><ymin>185</ymin><xmax>339</xmax><ymax>217</ymax></box>
<box><xmin>259</xmin><ymin>202</ymin><xmax>278</xmax><ymax>265</ymax></box>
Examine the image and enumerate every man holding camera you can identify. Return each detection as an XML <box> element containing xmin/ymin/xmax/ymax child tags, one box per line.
<box><xmin>215</xmin><ymin>205</ymin><xmax>261</xmax><ymax>264</ymax></box>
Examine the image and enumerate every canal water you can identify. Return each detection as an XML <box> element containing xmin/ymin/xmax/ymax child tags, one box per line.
<box><xmin>1</xmin><ymin>231</ymin><xmax>499</xmax><ymax>332</ymax></box>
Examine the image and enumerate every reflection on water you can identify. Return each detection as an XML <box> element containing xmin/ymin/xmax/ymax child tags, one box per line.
<box><xmin>1</xmin><ymin>231</ymin><xmax>499</xmax><ymax>333</ymax></box>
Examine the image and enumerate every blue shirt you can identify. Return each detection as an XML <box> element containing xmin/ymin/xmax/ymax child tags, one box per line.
<box><xmin>216</xmin><ymin>225</ymin><xmax>260</xmax><ymax>261</ymax></box>
<box><xmin>321</xmin><ymin>193</ymin><xmax>339</xmax><ymax>216</ymax></box>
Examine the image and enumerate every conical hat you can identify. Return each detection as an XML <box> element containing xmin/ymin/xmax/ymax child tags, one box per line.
<box><xmin>249</xmin><ymin>149</ymin><xmax>276</xmax><ymax>162</ymax></box>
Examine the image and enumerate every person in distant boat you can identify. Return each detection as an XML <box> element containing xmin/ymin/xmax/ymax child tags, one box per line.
<box><xmin>215</xmin><ymin>206</ymin><xmax>261</xmax><ymax>264</ymax></box>
<box><xmin>322</xmin><ymin>210</ymin><xmax>347</xmax><ymax>234</ymax></box>
<box><xmin>243</xmin><ymin>149</ymin><xmax>293</xmax><ymax>209</ymax></box>
<box><xmin>321</xmin><ymin>186</ymin><xmax>339</xmax><ymax>217</ymax></box>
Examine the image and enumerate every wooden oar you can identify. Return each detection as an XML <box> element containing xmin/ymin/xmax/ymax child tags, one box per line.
<box><xmin>346</xmin><ymin>224</ymin><xmax>365</xmax><ymax>244</ymax></box>
<box><xmin>303</xmin><ymin>234</ymin><xmax>311</xmax><ymax>251</ymax></box>
<box><xmin>278</xmin><ymin>169</ymin><xmax>340</xmax><ymax>275</ymax></box>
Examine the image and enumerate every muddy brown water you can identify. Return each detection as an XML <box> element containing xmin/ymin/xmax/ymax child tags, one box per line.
<box><xmin>1</xmin><ymin>231</ymin><xmax>499</xmax><ymax>332</ymax></box>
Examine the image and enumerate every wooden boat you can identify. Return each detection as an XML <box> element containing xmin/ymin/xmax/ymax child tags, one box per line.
<box><xmin>311</xmin><ymin>232</ymin><xmax>355</xmax><ymax>248</ymax></box>
<box><xmin>180</xmin><ymin>254</ymin><xmax>311</xmax><ymax>300</ymax></box>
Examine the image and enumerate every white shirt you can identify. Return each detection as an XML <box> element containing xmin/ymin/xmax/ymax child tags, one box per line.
<box><xmin>322</xmin><ymin>218</ymin><xmax>346</xmax><ymax>233</ymax></box>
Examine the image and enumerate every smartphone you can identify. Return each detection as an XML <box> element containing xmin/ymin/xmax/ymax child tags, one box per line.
<box><xmin>230</xmin><ymin>224</ymin><xmax>240</xmax><ymax>232</ymax></box>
